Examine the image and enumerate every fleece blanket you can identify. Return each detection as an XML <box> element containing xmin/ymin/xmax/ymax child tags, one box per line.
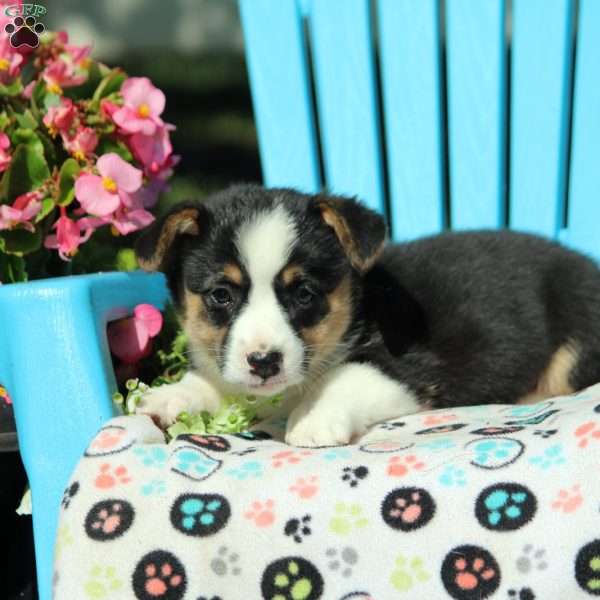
<box><xmin>54</xmin><ymin>384</ymin><xmax>600</xmax><ymax>600</ymax></box>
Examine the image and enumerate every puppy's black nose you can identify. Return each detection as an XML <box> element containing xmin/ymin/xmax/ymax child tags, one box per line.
<box><xmin>247</xmin><ymin>351</ymin><xmax>282</xmax><ymax>380</ymax></box>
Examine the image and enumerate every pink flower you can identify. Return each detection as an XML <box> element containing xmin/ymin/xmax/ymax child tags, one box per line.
<box><xmin>42</xmin><ymin>57</ymin><xmax>87</xmax><ymax>94</ymax></box>
<box><xmin>107</xmin><ymin>304</ymin><xmax>163</xmax><ymax>364</ymax></box>
<box><xmin>0</xmin><ymin>132</ymin><xmax>11</xmax><ymax>173</ymax></box>
<box><xmin>0</xmin><ymin>191</ymin><xmax>42</xmax><ymax>231</ymax></box>
<box><xmin>43</xmin><ymin>97</ymin><xmax>77</xmax><ymax>136</ymax></box>
<box><xmin>113</xmin><ymin>77</ymin><xmax>165</xmax><ymax>135</ymax></box>
<box><xmin>0</xmin><ymin>384</ymin><xmax>11</xmax><ymax>406</ymax></box>
<box><xmin>62</xmin><ymin>126</ymin><xmax>98</xmax><ymax>160</ymax></box>
<box><xmin>100</xmin><ymin>98</ymin><xmax>120</xmax><ymax>119</ymax></box>
<box><xmin>44</xmin><ymin>211</ymin><xmax>94</xmax><ymax>260</ymax></box>
<box><xmin>129</xmin><ymin>124</ymin><xmax>174</xmax><ymax>174</ymax></box>
<box><xmin>74</xmin><ymin>153</ymin><xmax>143</xmax><ymax>217</ymax></box>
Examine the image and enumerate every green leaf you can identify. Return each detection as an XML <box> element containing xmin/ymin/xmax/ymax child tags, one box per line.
<box><xmin>0</xmin><ymin>252</ymin><xmax>28</xmax><ymax>283</ymax></box>
<box><xmin>0</xmin><ymin>79</ymin><xmax>24</xmax><ymax>97</ymax></box>
<box><xmin>37</xmin><ymin>131</ymin><xmax>58</xmax><ymax>168</ymax></box>
<box><xmin>0</xmin><ymin>111</ymin><xmax>9</xmax><ymax>130</ymax></box>
<box><xmin>96</xmin><ymin>137</ymin><xmax>133</xmax><ymax>162</ymax></box>
<box><xmin>43</xmin><ymin>92</ymin><xmax>61</xmax><ymax>111</ymax></box>
<box><xmin>57</xmin><ymin>158</ymin><xmax>80</xmax><ymax>206</ymax></box>
<box><xmin>0</xmin><ymin>227</ymin><xmax>42</xmax><ymax>256</ymax></box>
<box><xmin>14</xmin><ymin>110</ymin><xmax>38</xmax><ymax>130</ymax></box>
<box><xmin>92</xmin><ymin>69</ymin><xmax>126</xmax><ymax>106</ymax></box>
<box><xmin>35</xmin><ymin>198</ymin><xmax>56</xmax><ymax>223</ymax></box>
<box><xmin>63</xmin><ymin>62</ymin><xmax>103</xmax><ymax>101</ymax></box>
<box><xmin>115</xmin><ymin>248</ymin><xmax>138</xmax><ymax>272</ymax></box>
<box><xmin>0</xmin><ymin>141</ymin><xmax>50</xmax><ymax>202</ymax></box>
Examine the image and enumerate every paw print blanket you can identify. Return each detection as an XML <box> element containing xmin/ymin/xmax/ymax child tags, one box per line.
<box><xmin>55</xmin><ymin>384</ymin><xmax>600</xmax><ymax>600</ymax></box>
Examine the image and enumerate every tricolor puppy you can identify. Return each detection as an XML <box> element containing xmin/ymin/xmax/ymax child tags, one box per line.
<box><xmin>135</xmin><ymin>184</ymin><xmax>600</xmax><ymax>446</ymax></box>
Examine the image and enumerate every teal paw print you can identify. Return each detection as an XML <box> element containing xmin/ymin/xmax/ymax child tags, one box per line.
<box><xmin>140</xmin><ymin>479</ymin><xmax>166</xmax><ymax>496</ymax></box>
<box><xmin>418</xmin><ymin>437</ymin><xmax>456</xmax><ymax>452</ymax></box>
<box><xmin>439</xmin><ymin>464</ymin><xmax>467</xmax><ymax>487</ymax></box>
<box><xmin>133</xmin><ymin>446</ymin><xmax>168</xmax><ymax>468</ymax></box>
<box><xmin>171</xmin><ymin>447</ymin><xmax>221</xmax><ymax>481</ymax></box>
<box><xmin>467</xmin><ymin>437</ymin><xmax>524</xmax><ymax>469</ymax></box>
<box><xmin>475</xmin><ymin>483</ymin><xmax>537</xmax><ymax>531</ymax></box>
<box><xmin>528</xmin><ymin>444</ymin><xmax>566</xmax><ymax>470</ymax></box>
<box><xmin>171</xmin><ymin>493</ymin><xmax>231</xmax><ymax>537</ymax></box>
<box><xmin>225</xmin><ymin>460</ymin><xmax>263</xmax><ymax>480</ymax></box>
<box><xmin>322</xmin><ymin>448</ymin><xmax>352</xmax><ymax>461</ymax></box>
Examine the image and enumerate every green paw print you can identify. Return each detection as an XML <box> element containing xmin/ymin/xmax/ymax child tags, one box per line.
<box><xmin>329</xmin><ymin>502</ymin><xmax>369</xmax><ymax>535</ymax></box>
<box><xmin>390</xmin><ymin>554</ymin><xmax>430</xmax><ymax>592</ymax></box>
<box><xmin>262</xmin><ymin>556</ymin><xmax>324</xmax><ymax>600</ymax></box>
<box><xmin>55</xmin><ymin>525</ymin><xmax>73</xmax><ymax>560</ymax></box>
<box><xmin>84</xmin><ymin>565</ymin><xmax>123</xmax><ymax>598</ymax></box>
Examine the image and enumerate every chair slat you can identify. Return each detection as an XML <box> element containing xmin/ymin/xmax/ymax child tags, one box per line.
<box><xmin>308</xmin><ymin>0</ymin><xmax>385</xmax><ymax>214</ymax></box>
<box><xmin>238</xmin><ymin>0</ymin><xmax>320</xmax><ymax>192</ymax></box>
<box><xmin>510</xmin><ymin>0</ymin><xmax>574</xmax><ymax>238</ymax></box>
<box><xmin>566</xmin><ymin>0</ymin><xmax>600</xmax><ymax>260</ymax></box>
<box><xmin>378</xmin><ymin>0</ymin><xmax>445</xmax><ymax>241</ymax></box>
<box><xmin>446</xmin><ymin>0</ymin><xmax>506</xmax><ymax>229</ymax></box>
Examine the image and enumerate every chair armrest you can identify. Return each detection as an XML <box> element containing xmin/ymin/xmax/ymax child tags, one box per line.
<box><xmin>0</xmin><ymin>270</ymin><xmax>169</xmax><ymax>600</ymax></box>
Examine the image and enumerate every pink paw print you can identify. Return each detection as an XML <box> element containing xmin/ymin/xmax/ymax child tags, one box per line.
<box><xmin>92</xmin><ymin>428</ymin><xmax>126</xmax><ymax>450</ymax></box>
<box><xmin>271</xmin><ymin>449</ymin><xmax>313</xmax><ymax>468</ymax></box>
<box><xmin>551</xmin><ymin>484</ymin><xmax>583</xmax><ymax>513</ymax></box>
<box><xmin>95</xmin><ymin>463</ymin><xmax>132</xmax><ymax>489</ymax></box>
<box><xmin>244</xmin><ymin>499</ymin><xmax>276</xmax><ymax>527</ymax></box>
<box><xmin>575</xmin><ymin>421</ymin><xmax>600</xmax><ymax>448</ymax></box>
<box><xmin>387</xmin><ymin>454</ymin><xmax>425</xmax><ymax>477</ymax></box>
<box><xmin>423</xmin><ymin>413</ymin><xmax>457</xmax><ymax>426</ymax></box>
<box><xmin>289</xmin><ymin>476</ymin><xmax>319</xmax><ymax>499</ymax></box>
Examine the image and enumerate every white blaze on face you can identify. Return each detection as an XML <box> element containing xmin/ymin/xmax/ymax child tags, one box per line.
<box><xmin>223</xmin><ymin>205</ymin><xmax>305</xmax><ymax>393</ymax></box>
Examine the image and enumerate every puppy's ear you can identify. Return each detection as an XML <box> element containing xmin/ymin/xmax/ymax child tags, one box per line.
<box><xmin>316</xmin><ymin>195</ymin><xmax>387</xmax><ymax>273</ymax></box>
<box><xmin>135</xmin><ymin>202</ymin><xmax>205</xmax><ymax>272</ymax></box>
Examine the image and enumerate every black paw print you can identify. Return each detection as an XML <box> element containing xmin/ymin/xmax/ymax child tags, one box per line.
<box><xmin>341</xmin><ymin>466</ymin><xmax>369</xmax><ymax>487</ymax></box>
<box><xmin>379</xmin><ymin>421</ymin><xmax>405</xmax><ymax>431</ymax></box>
<box><xmin>284</xmin><ymin>514</ymin><xmax>312</xmax><ymax>543</ymax></box>
<box><xmin>4</xmin><ymin>16</ymin><xmax>44</xmax><ymax>49</ymax></box>
<box><xmin>441</xmin><ymin>545</ymin><xmax>501</xmax><ymax>600</ymax></box>
<box><xmin>84</xmin><ymin>499</ymin><xmax>135</xmax><ymax>541</ymax></box>
<box><xmin>132</xmin><ymin>550</ymin><xmax>186</xmax><ymax>600</ymax></box>
<box><xmin>232</xmin><ymin>446</ymin><xmax>258</xmax><ymax>456</ymax></box>
<box><xmin>508</xmin><ymin>588</ymin><xmax>535</xmax><ymax>600</ymax></box>
<box><xmin>533</xmin><ymin>429</ymin><xmax>557</xmax><ymax>439</ymax></box>
<box><xmin>61</xmin><ymin>481</ymin><xmax>79</xmax><ymax>509</ymax></box>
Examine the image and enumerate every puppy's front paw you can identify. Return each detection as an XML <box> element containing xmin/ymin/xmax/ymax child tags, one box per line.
<box><xmin>285</xmin><ymin>404</ymin><xmax>355</xmax><ymax>447</ymax></box>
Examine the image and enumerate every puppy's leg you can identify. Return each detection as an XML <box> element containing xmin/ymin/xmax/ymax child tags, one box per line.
<box><xmin>135</xmin><ymin>371</ymin><xmax>222</xmax><ymax>428</ymax></box>
<box><xmin>285</xmin><ymin>362</ymin><xmax>419</xmax><ymax>447</ymax></box>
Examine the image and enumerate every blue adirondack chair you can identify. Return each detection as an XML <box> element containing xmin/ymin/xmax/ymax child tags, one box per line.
<box><xmin>2</xmin><ymin>0</ymin><xmax>600</xmax><ymax>597</ymax></box>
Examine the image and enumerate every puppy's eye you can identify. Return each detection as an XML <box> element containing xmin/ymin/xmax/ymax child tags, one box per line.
<box><xmin>295</xmin><ymin>283</ymin><xmax>316</xmax><ymax>307</ymax></box>
<box><xmin>209</xmin><ymin>287</ymin><xmax>233</xmax><ymax>306</ymax></box>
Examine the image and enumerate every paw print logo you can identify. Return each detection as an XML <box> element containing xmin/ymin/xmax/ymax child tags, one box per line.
<box><xmin>271</xmin><ymin>449</ymin><xmax>313</xmax><ymax>468</ymax></box>
<box><xmin>5</xmin><ymin>16</ymin><xmax>44</xmax><ymax>49</ymax></box>
<box><xmin>84</xmin><ymin>564</ymin><xmax>123</xmax><ymax>598</ymax></box>
<box><xmin>508</xmin><ymin>587</ymin><xmax>536</xmax><ymax>600</ymax></box>
<box><xmin>551</xmin><ymin>484</ymin><xmax>583</xmax><ymax>513</ymax></box>
<box><xmin>170</xmin><ymin>446</ymin><xmax>221</xmax><ymax>481</ymax></box>
<box><xmin>210</xmin><ymin>546</ymin><xmax>241</xmax><ymax>577</ymax></box>
<box><xmin>390</xmin><ymin>554</ymin><xmax>430</xmax><ymax>591</ymax></box>
<box><xmin>289</xmin><ymin>476</ymin><xmax>319</xmax><ymax>499</ymax></box>
<box><xmin>439</xmin><ymin>464</ymin><xmax>467</xmax><ymax>487</ymax></box>
<box><xmin>441</xmin><ymin>545</ymin><xmax>501</xmax><ymax>600</ymax></box>
<box><xmin>382</xmin><ymin>487</ymin><xmax>436</xmax><ymax>531</ymax></box>
<box><xmin>84</xmin><ymin>500</ymin><xmax>135</xmax><ymax>541</ymax></box>
<box><xmin>261</xmin><ymin>557</ymin><xmax>324</xmax><ymax>600</ymax></box>
<box><xmin>516</xmin><ymin>544</ymin><xmax>548</xmax><ymax>573</ymax></box>
<box><xmin>575</xmin><ymin>421</ymin><xmax>600</xmax><ymax>448</ymax></box>
<box><xmin>329</xmin><ymin>502</ymin><xmax>369</xmax><ymax>535</ymax></box>
<box><xmin>387</xmin><ymin>454</ymin><xmax>425</xmax><ymax>477</ymax></box>
<box><xmin>341</xmin><ymin>466</ymin><xmax>369</xmax><ymax>487</ymax></box>
<box><xmin>94</xmin><ymin>463</ymin><xmax>132</xmax><ymax>489</ymax></box>
<box><xmin>466</xmin><ymin>437</ymin><xmax>524</xmax><ymax>469</ymax></box>
<box><xmin>132</xmin><ymin>550</ymin><xmax>186</xmax><ymax>600</ymax></box>
<box><xmin>475</xmin><ymin>483</ymin><xmax>537</xmax><ymax>531</ymax></box>
<box><xmin>86</xmin><ymin>426</ymin><xmax>132</xmax><ymax>457</ymax></box>
<box><xmin>326</xmin><ymin>546</ymin><xmax>358</xmax><ymax>577</ymax></box>
<box><xmin>170</xmin><ymin>493</ymin><xmax>230</xmax><ymax>537</ymax></box>
<box><xmin>527</xmin><ymin>443</ymin><xmax>566</xmax><ymax>470</ymax></box>
<box><xmin>244</xmin><ymin>499</ymin><xmax>276</xmax><ymax>527</ymax></box>
<box><xmin>285</xmin><ymin>514</ymin><xmax>312</xmax><ymax>543</ymax></box>
<box><xmin>61</xmin><ymin>481</ymin><xmax>80</xmax><ymax>509</ymax></box>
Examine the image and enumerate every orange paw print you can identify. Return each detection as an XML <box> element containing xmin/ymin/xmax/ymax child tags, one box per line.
<box><xmin>387</xmin><ymin>454</ymin><xmax>425</xmax><ymax>477</ymax></box>
<box><xmin>289</xmin><ymin>476</ymin><xmax>319</xmax><ymax>499</ymax></box>
<box><xmin>95</xmin><ymin>463</ymin><xmax>132</xmax><ymax>489</ymax></box>
<box><xmin>271</xmin><ymin>449</ymin><xmax>313</xmax><ymax>468</ymax></box>
<box><xmin>244</xmin><ymin>499</ymin><xmax>275</xmax><ymax>527</ymax></box>
<box><xmin>423</xmin><ymin>413</ymin><xmax>457</xmax><ymax>426</ymax></box>
<box><xmin>551</xmin><ymin>484</ymin><xmax>583</xmax><ymax>513</ymax></box>
<box><xmin>455</xmin><ymin>556</ymin><xmax>495</xmax><ymax>589</ymax></box>
<box><xmin>575</xmin><ymin>421</ymin><xmax>600</xmax><ymax>448</ymax></box>
<box><xmin>92</xmin><ymin>428</ymin><xmax>126</xmax><ymax>450</ymax></box>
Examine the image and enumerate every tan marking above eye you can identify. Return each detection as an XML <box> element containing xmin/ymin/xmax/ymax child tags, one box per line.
<box><xmin>281</xmin><ymin>264</ymin><xmax>305</xmax><ymax>286</ymax></box>
<box><xmin>223</xmin><ymin>262</ymin><xmax>243</xmax><ymax>285</ymax></box>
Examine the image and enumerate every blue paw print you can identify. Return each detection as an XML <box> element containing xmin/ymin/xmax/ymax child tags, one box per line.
<box><xmin>439</xmin><ymin>464</ymin><xmax>467</xmax><ymax>487</ymax></box>
<box><xmin>171</xmin><ymin>447</ymin><xmax>221</xmax><ymax>481</ymax></box>
<box><xmin>528</xmin><ymin>444</ymin><xmax>566</xmax><ymax>470</ymax></box>
<box><xmin>467</xmin><ymin>437</ymin><xmax>524</xmax><ymax>469</ymax></box>
<box><xmin>140</xmin><ymin>479</ymin><xmax>166</xmax><ymax>496</ymax></box>
<box><xmin>225</xmin><ymin>460</ymin><xmax>263</xmax><ymax>480</ymax></box>
<box><xmin>322</xmin><ymin>448</ymin><xmax>352</xmax><ymax>461</ymax></box>
<box><xmin>418</xmin><ymin>437</ymin><xmax>456</xmax><ymax>452</ymax></box>
<box><xmin>475</xmin><ymin>483</ymin><xmax>537</xmax><ymax>531</ymax></box>
<box><xmin>170</xmin><ymin>493</ymin><xmax>231</xmax><ymax>537</ymax></box>
<box><xmin>133</xmin><ymin>446</ymin><xmax>168</xmax><ymax>468</ymax></box>
<box><xmin>182</xmin><ymin>497</ymin><xmax>220</xmax><ymax>528</ymax></box>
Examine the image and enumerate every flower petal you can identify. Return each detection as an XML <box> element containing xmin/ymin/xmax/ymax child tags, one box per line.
<box><xmin>134</xmin><ymin>304</ymin><xmax>163</xmax><ymax>337</ymax></box>
<box><xmin>97</xmin><ymin>153</ymin><xmax>143</xmax><ymax>193</ymax></box>
<box><xmin>75</xmin><ymin>173</ymin><xmax>120</xmax><ymax>217</ymax></box>
<box><xmin>107</xmin><ymin>317</ymin><xmax>150</xmax><ymax>364</ymax></box>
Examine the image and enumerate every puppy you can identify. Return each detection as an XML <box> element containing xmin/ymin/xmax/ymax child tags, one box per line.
<box><xmin>134</xmin><ymin>184</ymin><xmax>600</xmax><ymax>446</ymax></box>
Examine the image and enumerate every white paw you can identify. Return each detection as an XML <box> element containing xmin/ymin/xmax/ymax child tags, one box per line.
<box><xmin>285</xmin><ymin>403</ymin><xmax>356</xmax><ymax>447</ymax></box>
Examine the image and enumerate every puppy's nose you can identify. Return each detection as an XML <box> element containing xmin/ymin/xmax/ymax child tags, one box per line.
<box><xmin>247</xmin><ymin>350</ymin><xmax>282</xmax><ymax>380</ymax></box>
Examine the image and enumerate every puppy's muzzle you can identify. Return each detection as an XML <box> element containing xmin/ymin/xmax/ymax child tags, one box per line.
<box><xmin>246</xmin><ymin>350</ymin><xmax>282</xmax><ymax>380</ymax></box>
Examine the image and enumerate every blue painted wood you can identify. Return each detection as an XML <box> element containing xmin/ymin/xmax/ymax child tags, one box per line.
<box><xmin>566</xmin><ymin>0</ymin><xmax>600</xmax><ymax>260</ymax></box>
<box><xmin>239</xmin><ymin>0</ymin><xmax>320</xmax><ymax>193</ymax></box>
<box><xmin>0</xmin><ymin>272</ymin><xmax>169</xmax><ymax>600</ymax></box>
<box><xmin>510</xmin><ymin>0</ymin><xmax>574</xmax><ymax>238</ymax></box>
<box><xmin>446</xmin><ymin>0</ymin><xmax>506</xmax><ymax>229</ymax></box>
<box><xmin>308</xmin><ymin>0</ymin><xmax>385</xmax><ymax>215</ymax></box>
<box><xmin>378</xmin><ymin>0</ymin><xmax>445</xmax><ymax>241</ymax></box>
